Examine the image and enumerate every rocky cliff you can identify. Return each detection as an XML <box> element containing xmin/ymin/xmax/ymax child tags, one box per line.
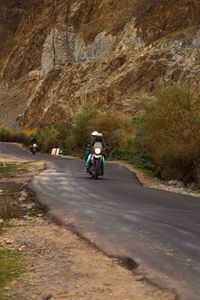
<box><xmin>0</xmin><ymin>0</ymin><xmax>200</xmax><ymax>128</ymax></box>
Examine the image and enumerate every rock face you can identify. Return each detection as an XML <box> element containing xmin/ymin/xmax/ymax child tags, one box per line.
<box><xmin>0</xmin><ymin>0</ymin><xmax>200</xmax><ymax>128</ymax></box>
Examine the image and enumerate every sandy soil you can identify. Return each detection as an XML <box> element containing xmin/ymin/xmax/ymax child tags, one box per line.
<box><xmin>0</xmin><ymin>157</ymin><xmax>176</xmax><ymax>300</ymax></box>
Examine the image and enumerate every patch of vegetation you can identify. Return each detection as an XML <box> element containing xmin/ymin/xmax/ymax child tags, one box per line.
<box><xmin>110</xmin><ymin>148</ymin><xmax>154</xmax><ymax>170</ymax></box>
<box><xmin>0</xmin><ymin>164</ymin><xmax>23</xmax><ymax>175</ymax></box>
<box><xmin>26</xmin><ymin>212</ymin><xmax>36</xmax><ymax>217</ymax></box>
<box><xmin>135</xmin><ymin>83</ymin><xmax>200</xmax><ymax>186</ymax></box>
<box><xmin>0</xmin><ymin>249</ymin><xmax>23</xmax><ymax>295</ymax></box>
<box><xmin>185</xmin><ymin>188</ymin><xmax>200</xmax><ymax>195</ymax></box>
<box><xmin>70</xmin><ymin>108</ymin><xmax>135</xmax><ymax>156</ymax></box>
<box><xmin>0</xmin><ymin>222</ymin><xmax>24</xmax><ymax>295</ymax></box>
<box><xmin>0</xmin><ymin>128</ymin><xmax>30</xmax><ymax>146</ymax></box>
<box><xmin>0</xmin><ymin>161</ymin><xmax>39</xmax><ymax>175</ymax></box>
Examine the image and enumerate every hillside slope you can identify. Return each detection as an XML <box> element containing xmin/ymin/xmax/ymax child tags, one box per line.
<box><xmin>0</xmin><ymin>0</ymin><xmax>200</xmax><ymax>128</ymax></box>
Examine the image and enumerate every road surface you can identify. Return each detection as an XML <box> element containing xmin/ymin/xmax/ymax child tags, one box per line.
<box><xmin>0</xmin><ymin>143</ymin><xmax>200</xmax><ymax>300</ymax></box>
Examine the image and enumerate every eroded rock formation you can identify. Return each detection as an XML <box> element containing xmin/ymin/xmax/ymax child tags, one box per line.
<box><xmin>0</xmin><ymin>0</ymin><xmax>200</xmax><ymax>128</ymax></box>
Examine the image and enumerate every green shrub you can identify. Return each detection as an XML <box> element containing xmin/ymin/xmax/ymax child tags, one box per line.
<box><xmin>69</xmin><ymin>108</ymin><xmax>134</xmax><ymax>153</ymax></box>
<box><xmin>72</xmin><ymin>108</ymin><xmax>97</xmax><ymax>150</ymax></box>
<box><xmin>0</xmin><ymin>129</ymin><xmax>10</xmax><ymax>141</ymax></box>
<box><xmin>135</xmin><ymin>83</ymin><xmax>200</xmax><ymax>185</ymax></box>
<box><xmin>90</xmin><ymin>110</ymin><xmax>134</xmax><ymax>150</ymax></box>
<box><xmin>0</xmin><ymin>129</ymin><xmax>30</xmax><ymax>146</ymax></box>
<box><xmin>35</xmin><ymin>129</ymin><xmax>59</xmax><ymax>153</ymax></box>
<box><xmin>110</xmin><ymin>148</ymin><xmax>154</xmax><ymax>170</ymax></box>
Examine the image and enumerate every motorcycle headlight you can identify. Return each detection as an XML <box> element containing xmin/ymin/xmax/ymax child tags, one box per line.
<box><xmin>95</xmin><ymin>147</ymin><xmax>101</xmax><ymax>155</ymax></box>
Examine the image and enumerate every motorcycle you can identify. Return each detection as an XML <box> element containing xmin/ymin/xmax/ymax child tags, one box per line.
<box><xmin>30</xmin><ymin>143</ymin><xmax>38</xmax><ymax>155</ymax></box>
<box><xmin>87</xmin><ymin>142</ymin><xmax>105</xmax><ymax>179</ymax></box>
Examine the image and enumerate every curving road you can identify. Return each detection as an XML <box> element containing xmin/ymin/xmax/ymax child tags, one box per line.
<box><xmin>0</xmin><ymin>143</ymin><xmax>200</xmax><ymax>300</ymax></box>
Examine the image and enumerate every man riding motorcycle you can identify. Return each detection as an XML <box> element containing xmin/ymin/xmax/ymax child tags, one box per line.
<box><xmin>85</xmin><ymin>132</ymin><xmax>108</xmax><ymax>173</ymax></box>
<box><xmin>30</xmin><ymin>136</ymin><xmax>38</xmax><ymax>155</ymax></box>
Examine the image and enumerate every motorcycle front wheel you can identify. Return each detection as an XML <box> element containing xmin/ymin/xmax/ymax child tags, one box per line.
<box><xmin>94</xmin><ymin>159</ymin><xmax>100</xmax><ymax>180</ymax></box>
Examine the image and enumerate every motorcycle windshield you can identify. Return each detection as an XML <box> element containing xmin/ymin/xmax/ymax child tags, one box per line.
<box><xmin>94</xmin><ymin>142</ymin><xmax>102</xmax><ymax>148</ymax></box>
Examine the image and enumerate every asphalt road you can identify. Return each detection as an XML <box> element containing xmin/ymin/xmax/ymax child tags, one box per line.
<box><xmin>0</xmin><ymin>143</ymin><xmax>200</xmax><ymax>300</ymax></box>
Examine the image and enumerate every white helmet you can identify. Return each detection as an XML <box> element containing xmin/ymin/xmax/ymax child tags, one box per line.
<box><xmin>92</xmin><ymin>131</ymin><xmax>98</xmax><ymax>137</ymax></box>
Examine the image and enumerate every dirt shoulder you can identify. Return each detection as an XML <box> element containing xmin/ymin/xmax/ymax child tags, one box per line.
<box><xmin>0</xmin><ymin>158</ymin><xmax>176</xmax><ymax>300</ymax></box>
